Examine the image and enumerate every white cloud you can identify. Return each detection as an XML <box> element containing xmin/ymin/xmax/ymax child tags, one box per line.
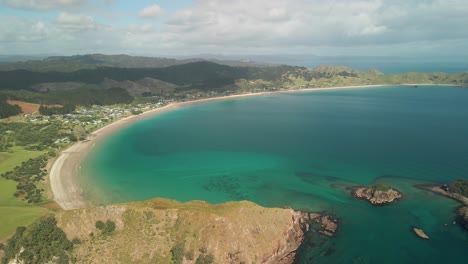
<box><xmin>2</xmin><ymin>0</ymin><xmax>85</xmax><ymax>11</ymax></box>
<box><xmin>56</xmin><ymin>12</ymin><xmax>97</xmax><ymax>31</ymax></box>
<box><xmin>1</xmin><ymin>0</ymin><xmax>468</xmax><ymax>56</ymax></box>
<box><xmin>158</xmin><ymin>0</ymin><xmax>468</xmax><ymax>52</ymax></box>
<box><xmin>139</xmin><ymin>4</ymin><xmax>163</xmax><ymax>19</ymax></box>
<box><xmin>0</xmin><ymin>16</ymin><xmax>54</xmax><ymax>43</ymax></box>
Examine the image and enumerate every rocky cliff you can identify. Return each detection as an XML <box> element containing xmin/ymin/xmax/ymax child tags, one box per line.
<box><xmin>458</xmin><ymin>206</ymin><xmax>468</xmax><ymax>231</ymax></box>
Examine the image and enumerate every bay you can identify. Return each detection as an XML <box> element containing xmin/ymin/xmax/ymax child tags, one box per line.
<box><xmin>82</xmin><ymin>85</ymin><xmax>468</xmax><ymax>263</ymax></box>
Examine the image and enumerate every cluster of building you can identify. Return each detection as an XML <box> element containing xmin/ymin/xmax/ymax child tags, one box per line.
<box><xmin>25</xmin><ymin>102</ymin><xmax>165</xmax><ymax>128</ymax></box>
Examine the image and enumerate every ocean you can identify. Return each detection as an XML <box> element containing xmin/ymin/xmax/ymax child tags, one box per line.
<box><xmin>82</xmin><ymin>85</ymin><xmax>468</xmax><ymax>263</ymax></box>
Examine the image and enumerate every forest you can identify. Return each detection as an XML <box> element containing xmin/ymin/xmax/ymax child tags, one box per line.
<box><xmin>0</xmin><ymin>95</ymin><xmax>21</xmax><ymax>119</ymax></box>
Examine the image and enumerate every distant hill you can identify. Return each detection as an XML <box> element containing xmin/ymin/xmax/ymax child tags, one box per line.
<box><xmin>0</xmin><ymin>58</ymin><xmax>467</xmax><ymax>110</ymax></box>
<box><xmin>0</xmin><ymin>61</ymin><xmax>298</xmax><ymax>92</ymax></box>
<box><xmin>0</xmin><ymin>55</ymin><xmax>46</xmax><ymax>64</ymax></box>
<box><xmin>0</xmin><ymin>54</ymin><xmax>271</xmax><ymax>72</ymax></box>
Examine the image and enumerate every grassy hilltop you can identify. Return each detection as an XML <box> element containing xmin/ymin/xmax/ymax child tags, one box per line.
<box><xmin>2</xmin><ymin>199</ymin><xmax>307</xmax><ymax>264</ymax></box>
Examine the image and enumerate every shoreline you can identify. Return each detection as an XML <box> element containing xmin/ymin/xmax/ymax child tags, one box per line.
<box><xmin>414</xmin><ymin>184</ymin><xmax>468</xmax><ymax>206</ymax></box>
<box><xmin>48</xmin><ymin>83</ymin><xmax>455</xmax><ymax>210</ymax></box>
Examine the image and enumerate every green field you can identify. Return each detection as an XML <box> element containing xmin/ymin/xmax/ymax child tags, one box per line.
<box><xmin>0</xmin><ymin>147</ymin><xmax>52</xmax><ymax>242</ymax></box>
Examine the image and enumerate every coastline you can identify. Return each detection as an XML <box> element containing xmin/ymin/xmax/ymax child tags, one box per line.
<box><xmin>414</xmin><ymin>184</ymin><xmax>468</xmax><ymax>206</ymax></box>
<box><xmin>48</xmin><ymin>83</ymin><xmax>453</xmax><ymax>210</ymax></box>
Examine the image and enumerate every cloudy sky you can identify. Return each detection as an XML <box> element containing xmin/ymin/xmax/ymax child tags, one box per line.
<box><xmin>1</xmin><ymin>0</ymin><xmax>467</xmax><ymax>57</ymax></box>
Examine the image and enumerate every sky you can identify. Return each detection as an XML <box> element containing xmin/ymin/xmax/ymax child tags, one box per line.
<box><xmin>0</xmin><ymin>0</ymin><xmax>468</xmax><ymax>57</ymax></box>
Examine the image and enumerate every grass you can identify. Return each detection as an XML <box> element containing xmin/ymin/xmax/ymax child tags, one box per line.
<box><xmin>0</xmin><ymin>146</ymin><xmax>52</xmax><ymax>242</ymax></box>
<box><xmin>56</xmin><ymin>198</ymin><xmax>294</xmax><ymax>263</ymax></box>
<box><xmin>0</xmin><ymin>146</ymin><xmax>45</xmax><ymax>172</ymax></box>
<box><xmin>0</xmin><ymin>203</ymin><xmax>51</xmax><ymax>241</ymax></box>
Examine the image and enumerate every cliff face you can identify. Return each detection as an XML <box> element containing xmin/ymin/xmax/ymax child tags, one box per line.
<box><xmin>458</xmin><ymin>206</ymin><xmax>468</xmax><ymax>231</ymax></box>
<box><xmin>56</xmin><ymin>199</ymin><xmax>309</xmax><ymax>264</ymax></box>
<box><xmin>354</xmin><ymin>187</ymin><xmax>402</xmax><ymax>205</ymax></box>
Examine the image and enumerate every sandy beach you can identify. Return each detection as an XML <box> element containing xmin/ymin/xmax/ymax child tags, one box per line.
<box><xmin>49</xmin><ymin>103</ymin><xmax>182</xmax><ymax>210</ymax></box>
<box><xmin>49</xmin><ymin>84</ymin><xmax>448</xmax><ymax>210</ymax></box>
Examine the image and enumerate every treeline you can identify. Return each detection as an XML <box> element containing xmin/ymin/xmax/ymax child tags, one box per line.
<box><xmin>0</xmin><ymin>94</ymin><xmax>21</xmax><ymax>118</ymax></box>
<box><xmin>1</xmin><ymin>216</ymin><xmax>73</xmax><ymax>264</ymax></box>
<box><xmin>0</xmin><ymin>61</ymin><xmax>244</xmax><ymax>90</ymax></box>
<box><xmin>1</xmin><ymin>153</ymin><xmax>51</xmax><ymax>203</ymax></box>
<box><xmin>1</xmin><ymin>87</ymin><xmax>133</xmax><ymax>108</ymax></box>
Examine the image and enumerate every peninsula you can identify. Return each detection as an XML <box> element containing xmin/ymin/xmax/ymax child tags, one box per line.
<box><xmin>417</xmin><ymin>180</ymin><xmax>468</xmax><ymax>231</ymax></box>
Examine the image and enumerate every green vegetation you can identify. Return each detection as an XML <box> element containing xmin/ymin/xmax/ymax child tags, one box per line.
<box><xmin>448</xmin><ymin>180</ymin><xmax>468</xmax><ymax>197</ymax></box>
<box><xmin>95</xmin><ymin>220</ymin><xmax>105</xmax><ymax>230</ymax></box>
<box><xmin>0</xmin><ymin>123</ymin><xmax>65</xmax><ymax>204</ymax></box>
<box><xmin>0</xmin><ymin>95</ymin><xmax>21</xmax><ymax>119</ymax></box>
<box><xmin>1</xmin><ymin>87</ymin><xmax>133</xmax><ymax>107</ymax></box>
<box><xmin>195</xmin><ymin>249</ymin><xmax>214</xmax><ymax>264</ymax></box>
<box><xmin>0</xmin><ymin>147</ymin><xmax>51</xmax><ymax>242</ymax></box>
<box><xmin>372</xmin><ymin>183</ymin><xmax>392</xmax><ymax>192</ymax></box>
<box><xmin>1</xmin><ymin>154</ymin><xmax>49</xmax><ymax>203</ymax></box>
<box><xmin>0</xmin><ymin>179</ymin><xmax>51</xmax><ymax>242</ymax></box>
<box><xmin>95</xmin><ymin>220</ymin><xmax>116</xmax><ymax>236</ymax></box>
<box><xmin>1</xmin><ymin>216</ymin><xmax>72</xmax><ymax>264</ymax></box>
<box><xmin>0</xmin><ymin>122</ymin><xmax>74</xmax><ymax>151</ymax></box>
<box><xmin>170</xmin><ymin>243</ymin><xmax>185</xmax><ymax>264</ymax></box>
<box><xmin>131</xmin><ymin>109</ymin><xmax>143</xmax><ymax>115</ymax></box>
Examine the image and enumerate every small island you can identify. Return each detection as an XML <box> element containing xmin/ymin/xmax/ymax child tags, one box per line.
<box><xmin>353</xmin><ymin>183</ymin><xmax>402</xmax><ymax>205</ymax></box>
<box><xmin>413</xmin><ymin>227</ymin><xmax>429</xmax><ymax>239</ymax></box>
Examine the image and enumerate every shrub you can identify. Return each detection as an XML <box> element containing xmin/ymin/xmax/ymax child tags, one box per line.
<box><xmin>71</xmin><ymin>238</ymin><xmax>81</xmax><ymax>245</ymax></box>
<box><xmin>104</xmin><ymin>220</ymin><xmax>116</xmax><ymax>235</ymax></box>
<box><xmin>171</xmin><ymin>243</ymin><xmax>185</xmax><ymax>264</ymax></box>
<box><xmin>372</xmin><ymin>183</ymin><xmax>391</xmax><ymax>192</ymax></box>
<box><xmin>195</xmin><ymin>253</ymin><xmax>214</xmax><ymax>264</ymax></box>
<box><xmin>185</xmin><ymin>250</ymin><xmax>195</xmax><ymax>260</ymax></box>
<box><xmin>95</xmin><ymin>220</ymin><xmax>105</xmax><ymax>230</ymax></box>
<box><xmin>95</xmin><ymin>220</ymin><xmax>116</xmax><ymax>235</ymax></box>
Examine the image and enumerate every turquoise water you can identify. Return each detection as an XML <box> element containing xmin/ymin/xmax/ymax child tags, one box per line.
<box><xmin>82</xmin><ymin>86</ymin><xmax>468</xmax><ymax>263</ymax></box>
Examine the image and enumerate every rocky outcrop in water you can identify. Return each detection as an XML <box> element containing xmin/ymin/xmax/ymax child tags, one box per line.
<box><xmin>413</xmin><ymin>227</ymin><xmax>429</xmax><ymax>239</ymax></box>
<box><xmin>353</xmin><ymin>184</ymin><xmax>402</xmax><ymax>205</ymax></box>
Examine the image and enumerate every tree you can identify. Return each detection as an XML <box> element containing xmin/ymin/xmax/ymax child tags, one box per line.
<box><xmin>104</xmin><ymin>220</ymin><xmax>116</xmax><ymax>235</ymax></box>
<box><xmin>95</xmin><ymin>220</ymin><xmax>105</xmax><ymax>230</ymax></box>
<box><xmin>171</xmin><ymin>243</ymin><xmax>185</xmax><ymax>264</ymax></box>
